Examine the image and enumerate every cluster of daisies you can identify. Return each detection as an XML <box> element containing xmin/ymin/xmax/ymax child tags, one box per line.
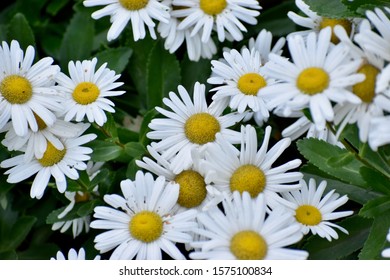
<box><xmin>83</xmin><ymin>0</ymin><xmax>262</xmax><ymax>61</ymax></box>
<box><xmin>0</xmin><ymin>40</ymin><xmax>124</xmax><ymax>200</ymax></box>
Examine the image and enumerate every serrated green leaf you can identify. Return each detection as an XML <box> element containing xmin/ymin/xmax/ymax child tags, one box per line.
<box><xmin>360</xmin><ymin>166</ymin><xmax>390</xmax><ymax>195</ymax></box>
<box><xmin>303</xmin><ymin>215</ymin><xmax>372</xmax><ymax>259</ymax></box>
<box><xmin>7</xmin><ymin>13</ymin><xmax>35</xmax><ymax>50</ymax></box>
<box><xmin>77</xmin><ymin>200</ymin><xmax>100</xmax><ymax>217</ymax></box>
<box><xmin>359</xmin><ymin>196</ymin><xmax>390</xmax><ymax>218</ymax></box>
<box><xmin>359</xmin><ymin>143</ymin><xmax>390</xmax><ymax>178</ymax></box>
<box><xmin>297</xmin><ymin>138</ymin><xmax>367</xmax><ymax>187</ymax></box>
<box><xmin>59</xmin><ymin>7</ymin><xmax>94</xmax><ymax>68</ymax></box>
<box><xmin>342</xmin><ymin>0</ymin><xmax>390</xmax><ymax>16</ymax></box>
<box><xmin>302</xmin><ymin>164</ymin><xmax>380</xmax><ymax>205</ymax></box>
<box><xmin>359</xmin><ymin>212</ymin><xmax>390</xmax><ymax>259</ymax></box>
<box><xmin>89</xmin><ymin>140</ymin><xmax>123</xmax><ymax>162</ymax></box>
<box><xmin>146</xmin><ymin>40</ymin><xmax>181</xmax><ymax>110</ymax></box>
<box><xmin>94</xmin><ymin>47</ymin><xmax>133</xmax><ymax>74</ymax></box>
<box><xmin>303</xmin><ymin>0</ymin><xmax>358</xmax><ymax>18</ymax></box>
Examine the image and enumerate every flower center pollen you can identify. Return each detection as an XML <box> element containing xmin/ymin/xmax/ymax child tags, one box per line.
<box><xmin>352</xmin><ymin>64</ymin><xmax>379</xmax><ymax>103</ymax></box>
<box><xmin>38</xmin><ymin>142</ymin><xmax>66</xmax><ymax>167</ymax></box>
<box><xmin>0</xmin><ymin>75</ymin><xmax>33</xmax><ymax>104</ymax></box>
<box><xmin>34</xmin><ymin>112</ymin><xmax>48</xmax><ymax>131</ymax></box>
<box><xmin>230</xmin><ymin>230</ymin><xmax>267</xmax><ymax>260</ymax></box>
<box><xmin>200</xmin><ymin>0</ymin><xmax>227</xmax><ymax>16</ymax></box>
<box><xmin>320</xmin><ymin>18</ymin><xmax>352</xmax><ymax>44</ymax></box>
<box><xmin>184</xmin><ymin>113</ymin><xmax>221</xmax><ymax>145</ymax></box>
<box><xmin>174</xmin><ymin>170</ymin><xmax>207</xmax><ymax>208</ymax></box>
<box><xmin>297</xmin><ymin>67</ymin><xmax>329</xmax><ymax>95</ymax></box>
<box><xmin>295</xmin><ymin>205</ymin><xmax>322</xmax><ymax>226</ymax></box>
<box><xmin>237</xmin><ymin>73</ymin><xmax>267</xmax><ymax>96</ymax></box>
<box><xmin>72</xmin><ymin>82</ymin><xmax>100</xmax><ymax>105</ymax></box>
<box><xmin>129</xmin><ymin>211</ymin><xmax>163</xmax><ymax>243</ymax></box>
<box><xmin>119</xmin><ymin>0</ymin><xmax>149</xmax><ymax>10</ymax></box>
<box><xmin>230</xmin><ymin>164</ymin><xmax>266</xmax><ymax>198</ymax></box>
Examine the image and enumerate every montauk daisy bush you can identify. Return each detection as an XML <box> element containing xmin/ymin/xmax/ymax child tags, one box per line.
<box><xmin>2</xmin><ymin>0</ymin><xmax>390</xmax><ymax>262</ymax></box>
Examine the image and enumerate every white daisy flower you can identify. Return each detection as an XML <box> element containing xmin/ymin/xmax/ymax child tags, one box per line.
<box><xmin>287</xmin><ymin>0</ymin><xmax>356</xmax><ymax>44</ymax></box>
<box><xmin>0</xmin><ymin>40</ymin><xmax>62</xmax><ymax>137</ymax></box>
<box><xmin>136</xmin><ymin>145</ymin><xmax>214</xmax><ymax>211</ymax></box>
<box><xmin>382</xmin><ymin>228</ymin><xmax>390</xmax><ymax>258</ymax></box>
<box><xmin>172</xmin><ymin>0</ymin><xmax>261</xmax><ymax>43</ymax></box>
<box><xmin>368</xmin><ymin>116</ymin><xmax>390</xmax><ymax>151</ymax></box>
<box><xmin>1</xmin><ymin>119</ymin><xmax>90</xmax><ymax>162</ymax></box>
<box><xmin>332</xmin><ymin>23</ymin><xmax>386</xmax><ymax>143</ymax></box>
<box><xmin>51</xmin><ymin>248</ymin><xmax>100</xmax><ymax>260</ymax></box>
<box><xmin>354</xmin><ymin>7</ymin><xmax>390</xmax><ymax>62</ymax></box>
<box><xmin>275</xmin><ymin>178</ymin><xmax>353</xmax><ymax>241</ymax></box>
<box><xmin>259</xmin><ymin>27</ymin><xmax>365</xmax><ymax>131</ymax></box>
<box><xmin>90</xmin><ymin>171</ymin><xmax>198</xmax><ymax>260</ymax></box>
<box><xmin>55</xmin><ymin>58</ymin><xmax>125</xmax><ymax>126</ymax></box>
<box><xmin>147</xmin><ymin>82</ymin><xmax>243</xmax><ymax>173</ymax></box>
<box><xmin>0</xmin><ymin>127</ymin><xmax>97</xmax><ymax>199</ymax></box>
<box><xmin>201</xmin><ymin>125</ymin><xmax>302</xmax><ymax>206</ymax></box>
<box><xmin>190</xmin><ymin>191</ymin><xmax>308</xmax><ymax>260</ymax></box>
<box><xmin>158</xmin><ymin>0</ymin><xmax>217</xmax><ymax>61</ymax></box>
<box><xmin>247</xmin><ymin>29</ymin><xmax>286</xmax><ymax>64</ymax></box>
<box><xmin>83</xmin><ymin>0</ymin><xmax>170</xmax><ymax>41</ymax></box>
<box><xmin>208</xmin><ymin>47</ymin><xmax>276</xmax><ymax>126</ymax></box>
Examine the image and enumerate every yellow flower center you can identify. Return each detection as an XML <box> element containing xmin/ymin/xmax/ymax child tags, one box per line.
<box><xmin>75</xmin><ymin>192</ymin><xmax>90</xmax><ymax>203</ymax></box>
<box><xmin>200</xmin><ymin>0</ymin><xmax>227</xmax><ymax>16</ymax></box>
<box><xmin>119</xmin><ymin>0</ymin><xmax>149</xmax><ymax>10</ymax></box>
<box><xmin>319</xmin><ymin>17</ymin><xmax>352</xmax><ymax>44</ymax></box>
<box><xmin>184</xmin><ymin>113</ymin><xmax>221</xmax><ymax>145</ymax></box>
<box><xmin>237</xmin><ymin>73</ymin><xmax>267</xmax><ymax>96</ymax></box>
<box><xmin>352</xmin><ymin>64</ymin><xmax>379</xmax><ymax>103</ymax></box>
<box><xmin>129</xmin><ymin>211</ymin><xmax>163</xmax><ymax>243</ymax></box>
<box><xmin>230</xmin><ymin>164</ymin><xmax>266</xmax><ymax>198</ymax></box>
<box><xmin>174</xmin><ymin>170</ymin><xmax>207</xmax><ymax>208</ymax></box>
<box><xmin>38</xmin><ymin>142</ymin><xmax>66</xmax><ymax>167</ymax></box>
<box><xmin>295</xmin><ymin>205</ymin><xmax>322</xmax><ymax>226</ymax></box>
<box><xmin>0</xmin><ymin>75</ymin><xmax>33</xmax><ymax>104</ymax></box>
<box><xmin>230</xmin><ymin>230</ymin><xmax>268</xmax><ymax>260</ymax></box>
<box><xmin>296</xmin><ymin>67</ymin><xmax>329</xmax><ymax>95</ymax></box>
<box><xmin>34</xmin><ymin>112</ymin><xmax>47</xmax><ymax>131</ymax></box>
<box><xmin>72</xmin><ymin>82</ymin><xmax>100</xmax><ymax>105</ymax></box>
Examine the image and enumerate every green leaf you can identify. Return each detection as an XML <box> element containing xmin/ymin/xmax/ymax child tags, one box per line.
<box><xmin>118</xmin><ymin>127</ymin><xmax>139</xmax><ymax>143</ymax></box>
<box><xmin>146</xmin><ymin>40</ymin><xmax>181</xmax><ymax>110</ymax></box>
<box><xmin>342</xmin><ymin>0</ymin><xmax>390</xmax><ymax>16</ymax></box>
<box><xmin>46</xmin><ymin>0</ymin><xmax>70</xmax><ymax>16</ymax></box>
<box><xmin>181</xmin><ymin>55</ymin><xmax>212</xmax><ymax>95</ymax></box>
<box><xmin>302</xmin><ymin>164</ymin><xmax>381</xmax><ymax>205</ymax></box>
<box><xmin>90</xmin><ymin>168</ymin><xmax>110</xmax><ymax>189</ymax></box>
<box><xmin>359</xmin><ymin>212</ymin><xmax>390</xmax><ymax>259</ymax></box>
<box><xmin>297</xmin><ymin>138</ymin><xmax>367</xmax><ymax>188</ymax></box>
<box><xmin>360</xmin><ymin>166</ymin><xmax>390</xmax><ymax>196</ymax></box>
<box><xmin>0</xmin><ymin>250</ymin><xmax>18</xmax><ymax>260</ymax></box>
<box><xmin>359</xmin><ymin>196</ymin><xmax>390</xmax><ymax>218</ymax></box>
<box><xmin>126</xmin><ymin>159</ymin><xmax>139</xmax><ymax>180</ymax></box>
<box><xmin>359</xmin><ymin>143</ymin><xmax>390</xmax><ymax>178</ymax></box>
<box><xmin>59</xmin><ymin>7</ymin><xmax>94</xmax><ymax>68</ymax></box>
<box><xmin>18</xmin><ymin>243</ymin><xmax>59</xmax><ymax>260</ymax></box>
<box><xmin>303</xmin><ymin>215</ymin><xmax>372</xmax><ymax>259</ymax></box>
<box><xmin>7</xmin><ymin>216</ymin><xmax>37</xmax><ymax>251</ymax></box>
<box><xmin>89</xmin><ymin>140</ymin><xmax>123</xmax><ymax>162</ymax></box>
<box><xmin>94</xmin><ymin>47</ymin><xmax>133</xmax><ymax>74</ymax></box>
<box><xmin>139</xmin><ymin>108</ymin><xmax>158</xmax><ymax>146</ymax></box>
<box><xmin>7</xmin><ymin>13</ymin><xmax>35</xmax><ymax>50</ymax></box>
<box><xmin>46</xmin><ymin>201</ymin><xmax>94</xmax><ymax>224</ymax></box>
<box><xmin>77</xmin><ymin>200</ymin><xmax>101</xmax><ymax>217</ymax></box>
<box><xmin>124</xmin><ymin>142</ymin><xmax>146</xmax><ymax>158</ymax></box>
<box><xmin>303</xmin><ymin>0</ymin><xmax>358</xmax><ymax>18</ymax></box>
<box><xmin>102</xmin><ymin>113</ymin><xmax>118</xmax><ymax>139</ymax></box>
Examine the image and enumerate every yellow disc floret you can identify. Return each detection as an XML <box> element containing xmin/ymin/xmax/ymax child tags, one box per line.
<box><xmin>75</xmin><ymin>192</ymin><xmax>90</xmax><ymax>203</ymax></box>
<box><xmin>174</xmin><ymin>170</ymin><xmax>207</xmax><ymax>208</ymax></box>
<box><xmin>319</xmin><ymin>18</ymin><xmax>352</xmax><ymax>44</ymax></box>
<box><xmin>230</xmin><ymin>164</ymin><xmax>266</xmax><ymax>198</ymax></box>
<box><xmin>129</xmin><ymin>211</ymin><xmax>163</xmax><ymax>243</ymax></box>
<box><xmin>295</xmin><ymin>205</ymin><xmax>322</xmax><ymax>226</ymax></box>
<box><xmin>237</xmin><ymin>73</ymin><xmax>267</xmax><ymax>96</ymax></box>
<box><xmin>0</xmin><ymin>75</ymin><xmax>33</xmax><ymax>104</ymax></box>
<box><xmin>119</xmin><ymin>0</ymin><xmax>149</xmax><ymax>10</ymax></box>
<box><xmin>200</xmin><ymin>0</ymin><xmax>227</xmax><ymax>16</ymax></box>
<box><xmin>72</xmin><ymin>82</ymin><xmax>100</xmax><ymax>105</ymax></box>
<box><xmin>34</xmin><ymin>112</ymin><xmax>47</xmax><ymax>131</ymax></box>
<box><xmin>38</xmin><ymin>142</ymin><xmax>66</xmax><ymax>167</ymax></box>
<box><xmin>184</xmin><ymin>113</ymin><xmax>221</xmax><ymax>145</ymax></box>
<box><xmin>230</xmin><ymin>230</ymin><xmax>268</xmax><ymax>260</ymax></box>
<box><xmin>352</xmin><ymin>64</ymin><xmax>379</xmax><ymax>103</ymax></box>
<box><xmin>296</xmin><ymin>67</ymin><xmax>329</xmax><ymax>95</ymax></box>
